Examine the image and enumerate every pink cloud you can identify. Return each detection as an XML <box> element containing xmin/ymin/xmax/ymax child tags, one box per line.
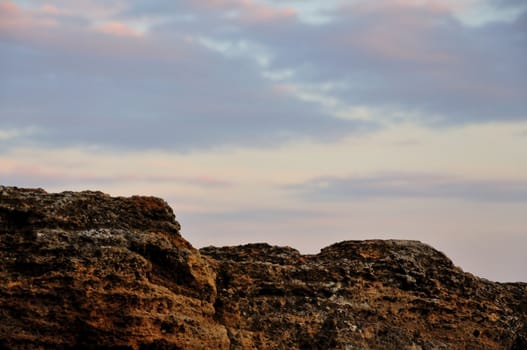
<box><xmin>0</xmin><ymin>2</ymin><xmax>141</xmax><ymax>43</ymax></box>
<box><xmin>0</xmin><ymin>1</ymin><xmax>57</xmax><ymax>32</ymax></box>
<box><xmin>0</xmin><ymin>6</ymin><xmax>189</xmax><ymax>70</ymax></box>
<box><xmin>94</xmin><ymin>21</ymin><xmax>143</xmax><ymax>38</ymax></box>
<box><xmin>0</xmin><ymin>164</ymin><xmax>58</xmax><ymax>181</ymax></box>
<box><xmin>0</xmin><ymin>0</ymin><xmax>19</xmax><ymax>15</ymax></box>
<box><xmin>239</xmin><ymin>0</ymin><xmax>296</xmax><ymax>23</ymax></box>
<box><xmin>351</xmin><ymin>28</ymin><xmax>457</xmax><ymax>65</ymax></box>
<box><xmin>39</xmin><ymin>1</ymin><xmax>124</xmax><ymax>19</ymax></box>
<box><xmin>272</xmin><ymin>83</ymin><xmax>295</xmax><ymax>96</ymax></box>
<box><xmin>335</xmin><ymin>1</ymin><xmax>459</xmax><ymax>65</ymax></box>
<box><xmin>40</xmin><ymin>4</ymin><xmax>60</xmax><ymax>15</ymax></box>
<box><xmin>39</xmin><ymin>4</ymin><xmax>72</xmax><ymax>16</ymax></box>
<box><xmin>0</xmin><ymin>162</ymin><xmax>231</xmax><ymax>189</ymax></box>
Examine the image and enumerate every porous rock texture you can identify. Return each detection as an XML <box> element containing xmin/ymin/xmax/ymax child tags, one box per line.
<box><xmin>0</xmin><ymin>187</ymin><xmax>225</xmax><ymax>349</ymax></box>
<box><xmin>1</xmin><ymin>187</ymin><xmax>526</xmax><ymax>349</ymax></box>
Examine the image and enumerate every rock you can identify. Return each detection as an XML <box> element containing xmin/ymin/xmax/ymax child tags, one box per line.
<box><xmin>0</xmin><ymin>186</ymin><xmax>227</xmax><ymax>349</ymax></box>
<box><xmin>1</xmin><ymin>186</ymin><xmax>526</xmax><ymax>349</ymax></box>
<box><xmin>203</xmin><ymin>241</ymin><xmax>527</xmax><ymax>349</ymax></box>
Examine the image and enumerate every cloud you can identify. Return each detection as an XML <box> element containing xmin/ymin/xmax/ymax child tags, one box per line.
<box><xmin>94</xmin><ymin>21</ymin><xmax>143</xmax><ymax>37</ymax></box>
<box><xmin>124</xmin><ymin>0</ymin><xmax>296</xmax><ymax>24</ymax></box>
<box><xmin>131</xmin><ymin>0</ymin><xmax>527</xmax><ymax>125</ymax></box>
<box><xmin>158</xmin><ymin>0</ymin><xmax>525</xmax><ymax>125</ymax></box>
<box><xmin>0</xmin><ymin>1</ymin><xmax>371</xmax><ymax>151</ymax></box>
<box><xmin>257</xmin><ymin>1</ymin><xmax>527</xmax><ymax>124</ymax></box>
<box><xmin>0</xmin><ymin>1</ymin><xmax>58</xmax><ymax>32</ymax></box>
<box><xmin>289</xmin><ymin>173</ymin><xmax>527</xmax><ymax>202</ymax></box>
<box><xmin>1</xmin><ymin>0</ymin><xmax>526</xmax><ymax>153</ymax></box>
<box><xmin>190</xmin><ymin>0</ymin><xmax>297</xmax><ymax>23</ymax></box>
<box><xmin>0</xmin><ymin>127</ymin><xmax>35</xmax><ymax>141</ymax></box>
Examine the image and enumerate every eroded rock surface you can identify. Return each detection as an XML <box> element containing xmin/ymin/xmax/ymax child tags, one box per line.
<box><xmin>1</xmin><ymin>186</ymin><xmax>526</xmax><ymax>349</ymax></box>
<box><xmin>0</xmin><ymin>187</ymin><xmax>227</xmax><ymax>349</ymax></box>
<box><xmin>203</xmin><ymin>242</ymin><xmax>527</xmax><ymax>349</ymax></box>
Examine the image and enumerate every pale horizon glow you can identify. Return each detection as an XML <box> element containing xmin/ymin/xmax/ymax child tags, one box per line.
<box><xmin>1</xmin><ymin>0</ymin><xmax>526</xmax><ymax>282</ymax></box>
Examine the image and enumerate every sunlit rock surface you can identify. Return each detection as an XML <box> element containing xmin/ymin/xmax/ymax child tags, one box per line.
<box><xmin>1</xmin><ymin>187</ymin><xmax>526</xmax><ymax>349</ymax></box>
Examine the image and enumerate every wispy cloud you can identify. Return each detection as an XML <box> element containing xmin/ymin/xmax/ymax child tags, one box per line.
<box><xmin>289</xmin><ymin>173</ymin><xmax>527</xmax><ymax>202</ymax></box>
<box><xmin>94</xmin><ymin>21</ymin><xmax>143</xmax><ymax>37</ymax></box>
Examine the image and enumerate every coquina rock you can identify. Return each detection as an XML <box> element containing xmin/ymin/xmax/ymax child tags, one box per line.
<box><xmin>0</xmin><ymin>186</ymin><xmax>526</xmax><ymax>349</ymax></box>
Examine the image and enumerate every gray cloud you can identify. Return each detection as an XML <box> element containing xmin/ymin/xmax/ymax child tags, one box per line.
<box><xmin>1</xmin><ymin>0</ymin><xmax>526</xmax><ymax>152</ymax></box>
<box><xmin>253</xmin><ymin>4</ymin><xmax>526</xmax><ymax>124</ymax></box>
<box><xmin>0</xmin><ymin>3</ymin><xmax>372</xmax><ymax>152</ymax></box>
<box><xmin>143</xmin><ymin>0</ymin><xmax>526</xmax><ymax>124</ymax></box>
<box><xmin>289</xmin><ymin>173</ymin><xmax>527</xmax><ymax>202</ymax></box>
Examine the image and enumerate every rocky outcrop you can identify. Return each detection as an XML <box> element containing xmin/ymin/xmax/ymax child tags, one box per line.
<box><xmin>203</xmin><ymin>242</ymin><xmax>527</xmax><ymax>349</ymax></box>
<box><xmin>1</xmin><ymin>186</ymin><xmax>526</xmax><ymax>349</ymax></box>
<box><xmin>0</xmin><ymin>187</ymin><xmax>227</xmax><ymax>349</ymax></box>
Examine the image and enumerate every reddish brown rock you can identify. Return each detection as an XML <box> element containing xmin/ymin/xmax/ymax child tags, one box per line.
<box><xmin>203</xmin><ymin>242</ymin><xmax>527</xmax><ymax>349</ymax></box>
<box><xmin>0</xmin><ymin>186</ymin><xmax>227</xmax><ymax>349</ymax></box>
<box><xmin>1</xmin><ymin>187</ymin><xmax>526</xmax><ymax>349</ymax></box>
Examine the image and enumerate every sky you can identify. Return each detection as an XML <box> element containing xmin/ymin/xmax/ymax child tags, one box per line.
<box><xmin>1</xmin><ymin>0</ymin><xmax>526</xmax><ymax>282</ymax></box>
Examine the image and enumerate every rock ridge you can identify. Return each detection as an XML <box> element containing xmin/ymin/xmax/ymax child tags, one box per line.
<box><xmin>1</xmin><ymin>186</ymin><xmax>526</xmax><ymax>349</ymax></box>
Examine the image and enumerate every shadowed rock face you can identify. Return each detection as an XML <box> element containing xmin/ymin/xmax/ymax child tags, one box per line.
<box><xmin>1</xmin><ymin>187</ymin><xmax>526</xmax><ymax>349</ymax></box>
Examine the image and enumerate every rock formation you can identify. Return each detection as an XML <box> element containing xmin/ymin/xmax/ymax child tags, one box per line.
<box><xmin>0</xmin><ymin>186</ymin><xmax>526</xmax><ymax>349</ymax></box>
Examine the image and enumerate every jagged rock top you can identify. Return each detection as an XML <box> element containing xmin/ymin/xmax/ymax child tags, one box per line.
<box><xmin>1</xmin><ymin>186</ymin><xmax>526</xmax><ymax>350</ymax></box>
<box><xmin>0</xmin><ymin>186</ymin><xmax>181</xmax><ymax>234</ymax></box>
